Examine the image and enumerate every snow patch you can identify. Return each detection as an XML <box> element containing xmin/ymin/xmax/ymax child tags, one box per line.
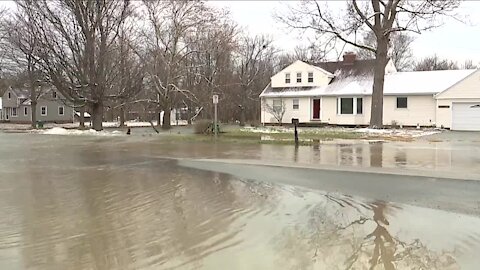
<box><xmin>41</xmin><ymin>127</ymin><xmax>122</xmax><ymax>136</ymax></box>
<box><xmin>240</xmin><ymin>127</ymin><xmax>283</xmax><ymax>134</ymax></box>
<box><xmin>354</xmin><ymin>128</ymin><xmax>441</xmax><ymax>138</ymax></box>
<box><xmin>242</xmin><ymin>126</ymin><xmax>441</xmax><ymax>139</ymax></box>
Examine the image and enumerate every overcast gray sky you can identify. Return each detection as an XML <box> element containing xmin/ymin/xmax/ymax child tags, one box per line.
<box><xmin>2</xmin><ymin>0</ymin><xmax>478</xmax><ymax>64</ymax></box>
<box><xmin>210</xmin><ymin>1</ymin><xmax>480</xmax><ymax>64</ymax></box>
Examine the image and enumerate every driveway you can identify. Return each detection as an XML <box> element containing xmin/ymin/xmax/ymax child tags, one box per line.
<box><xmin>421</xmin><ymin>130</ymin><xmax>480</xmax><ymax>142</ymax></box>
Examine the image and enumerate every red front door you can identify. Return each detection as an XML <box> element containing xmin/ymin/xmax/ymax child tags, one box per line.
<box><xmin>313</xmin><ymin>99</ymin><xmax>320</xmax><ymax>119</ymax></box>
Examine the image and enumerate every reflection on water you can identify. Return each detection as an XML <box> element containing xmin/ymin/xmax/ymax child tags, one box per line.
<box><xmin>0</xmin><ymin>134</ymin><xmax>479</xmax><ymax>269</ymax></box>
<box><xmin>273</xmin><ymin>194</ymin><xmax>479</xmax><ymax>270</ymax></box>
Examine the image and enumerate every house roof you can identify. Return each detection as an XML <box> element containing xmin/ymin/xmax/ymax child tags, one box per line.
<box><xmin>260</xmin><ymin>69</ymin><xmax>477</xmax><ymax>97</ymax></box>
<box><xmin>10</xmin><ymin>89</ymin><xmax>30</xmax><ymax>98</ymax></box>
<box><xmin>75</xmin><ymin>111</ymin><xmax>91</xmax><ymax>117</ymax></box>
<box><xmin>310</xmin><ymin>59</ymin><xmax>377</xmax><ymax>78</ymax></box>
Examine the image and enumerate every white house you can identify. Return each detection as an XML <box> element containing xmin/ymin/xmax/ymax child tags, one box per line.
<box><xmin>260</xmin><ymin>53</ymin><xmax>480</xmax><ymax>131</ymax></box>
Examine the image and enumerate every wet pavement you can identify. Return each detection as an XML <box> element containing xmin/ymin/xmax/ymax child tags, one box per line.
<box><xmin>0</xmin><ymin>133</ymin><xmax>480</xmax><ymax>269</ymax></box>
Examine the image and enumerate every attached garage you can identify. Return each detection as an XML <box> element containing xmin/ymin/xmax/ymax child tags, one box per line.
<box><xmin>435</xmin><ymin>69</ymin><xmax>480</xmax><ymax>130</ymax></box>
<box><xmin>452</xmin><ymin>103</ymin><xmax>480</xmax><ymax>131</ymax></box>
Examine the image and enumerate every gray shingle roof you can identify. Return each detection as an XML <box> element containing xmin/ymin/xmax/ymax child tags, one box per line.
<box><xmin>309</xmin><ymin>59</ymin><xmax>377</xmax><ymax>78</ymax></box>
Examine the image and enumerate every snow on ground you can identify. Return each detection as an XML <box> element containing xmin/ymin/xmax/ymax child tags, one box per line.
<box><xmin>41</xmin><ymin>127</ymin><xmax>123</xmax><ymax>136</ymax></box>
<box><xmin>353</xmin><ymin>128</ymin><xmax>441</xmax><ymax>138</ymax></box>
<box><xmin>242</xmin><ymin>126</ymin><xmax>441</xmax><ymax>139</ymax></box>
<box><xmin>0</xmin><ymin>120</ymin><xmax>188</xmax><ymax>130</ymax></box>
<box><xmin>240</xmin><ymin>127</ymin><xmax>282</xmax><ymax>133</ymax></box>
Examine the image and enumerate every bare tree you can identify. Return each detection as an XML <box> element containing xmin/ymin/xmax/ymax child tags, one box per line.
<box><xmin>262</xmin><ymin>98</ymin><xmax>286</xmax><ymax>125</ymax></box>
<box><xmin>23</xmin><ymin>0</ymin><xmax>131</xmax><ymax>131</ymax></box>
<box><xmin>461</xmin><ymin>59</ymin><xmax>478</xmax><ymax>70</ymax></box>
<box><xmin>275</xmin><ymin>44</ymin><xmax>327</xmax><ymax>72</ymax></box>
<box><xmin>106</xmin><ymin>22</ymin><xmax>145</xmax><ymax>127</ymax></box>
<box><xmin>140</xmin><ymin>0</ymin><xmax>214</xmax><ymax>129</ymax></box>
<box><xmin>235</xmin><ymin>34</ymin><xmax>275</xmax><ymax>126</ymax></box>
<box><xmin>414</xmin><ymin>55</ymin><xmax>459</xmax><ymax>71</ymax></box>
<box><xmin>356</xmin><ymin>31</ymin><xmax>415</xmax><ymax>71</ymax></box>
<box><xmin>278</xmin><ymin>0</ymin><xmax>460</xmax><ymax>128</ymax></box>
<box><xmin>4</xmin><ymin>2</ymin><xmax>45</xmax><ymax>128</ymax></box>
<box><xmin>182</xmin><ymin>8</ymin><xmax>238</xmax><ymax>123</ymax></box>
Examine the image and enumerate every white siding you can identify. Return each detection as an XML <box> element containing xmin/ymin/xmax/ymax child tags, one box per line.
<box><xmin>436</xmin><ymin>69</ymin><xmax>480</xmax><ymax>99</ymax></box>
<box><xmin>383</xmin><ymin>95</ymin><xmax>436</xmax><ymax>127</ymax></box>
<box><xmin>270</xmin><ymin>60</ymin><xmax>332</xmax><ymax>88</ymax></box>
<box><xmin>321</xmin><ymin>95</ymin><xmax>436</xmax><ymax>126</ymax></box>
<box><xmin>261</xmin><ymin>97</ymin><xmax>311</xmax><ymax>124</ymax></box>
<box><xmin>321</xmin><ymin>96</ymin><xmax>370</xmax><ymax>125</ymax></box>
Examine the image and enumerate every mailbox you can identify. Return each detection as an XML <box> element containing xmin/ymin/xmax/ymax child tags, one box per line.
<box><xmin>291</xmin><ymin>118</ymin><xmax>299</xmax><ymax>125</ymax></box>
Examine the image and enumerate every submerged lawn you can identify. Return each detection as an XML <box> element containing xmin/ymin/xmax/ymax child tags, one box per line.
<box><xmin>157</xmin><ymin>127</ymin><xmax>413</xmax><ymax>146</ymax></box>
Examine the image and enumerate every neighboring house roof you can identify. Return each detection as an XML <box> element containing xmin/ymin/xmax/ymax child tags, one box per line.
<box><xmin>10</xmin><ymin>89</ymin><xmax>30</xmax><ymax>99</ymax></box>
<box><xmin>261</xmin><ymin>69</ymin><xmax>477</xmax><ymax>97</ymax></box>
<box><xmin>21</xmin><ymin>99</ymin><xmax>31</xmax><ymax>105</ymax></box>
<box><xmin>75</xmin><ymin>111</ymin><xmax>91</xmax><ymax>117</ymax></box>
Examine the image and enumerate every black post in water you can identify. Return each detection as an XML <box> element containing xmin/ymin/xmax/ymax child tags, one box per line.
<box><xmin>292</xmin><ymin>118</ymin><xmax>299</xmax><ymax>146</ymax></box>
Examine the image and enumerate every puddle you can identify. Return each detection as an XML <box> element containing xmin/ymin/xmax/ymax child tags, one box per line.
<box><xmin>0</xmin><ymin>133</ymin><xmax>479</xmax><ymax>269</ymax></box>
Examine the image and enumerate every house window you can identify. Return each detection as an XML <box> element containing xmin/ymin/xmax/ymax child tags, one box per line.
<box><xmin>8</xmin><ymin>92</ymin><xmax>11</xmax><ymax>99</ymax></box>
<box><xmin>41</xmin><ymin>106</ymin><xmax>47</xmax><ymax>116</ymax></box>
<box><xmin>285</xmin><ymin>73</ymin><xmax>290</xmax><ymax>84</ymax></box>
<box><xmin>58</xmin><ymin>106</ymin><xmax>64</xmax><ymax>115</ymax></box>
<box><xmin>273</xmin><ymin>99</ymin><xmax>283</xmax><ymax>113</ymax></box>
<box><xmin>24</xmin><ymin>107</ymin><xmax>28</xmax><ymax>116</ymax></box>
<box><xmin>308</xmin><ymin>72</ymin><xmax>314</xmax><ymax>83</ymax></box>
<box><xmin>396</xmin><ymin>97</ymin><xmax>408</xmax><ymax>109</ymax></box>
<box><xmin>12</xmin><ymin>107</ymin><xmax>17</xmax><ymax>117</ymax></box>
<box><xmin>340</xmin><ymin>98</ymin><xmax>354</xmax><ymax>114</ymax></box>
<box><xmin>357</xmin><ymin>98</ymin><xmax>363</xmax><ymax>114</ymax></box>
<box><xmin>296</xmin><ymin>72</ymin><xmax>302</xmax><ymax>83</ymax></box>
<box><xmin>52</xmin><ymin>91</ymin><xmax>57</xmax><ymax>99</ymax></box>
<box><xmin>337</xmin><ymin>97</ymin><xmax>363</xmax><ymax>115</ymax></box>
<box><xmin>293</xmin><ymin>99</ymin><xmax>299</xmax><ymax>110</ymax></box>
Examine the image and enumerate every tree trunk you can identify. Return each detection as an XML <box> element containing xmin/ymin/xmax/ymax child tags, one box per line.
<box><xmin>239</xmin><ymin>106</ymin><xmax>246</xmax><ymax>126</ymax></box>
<box><xmin>187</xmin><ymin>102</ymin><xmax>193</xmax><ymax>125</ymax></box>
<box><xmin>119</xmin><ymin>106</ymin><xmax>125</xmax><ymax>127</ymax></box>
<box><xmin>369</xmin><ymin>39</ymin><xmax>389</xmax><ymax>129</ymax></box>
<box><xmin>79</xmin><ymin>106</ymin><xmax>85</xmax><ymax>129</ymax></box>
<box><xmin>162</xmin><ymin>108</ymin><xmax>171</xmax><ymax>130</ymax></box>
<box><xmin>31</xmin><ymin>101</ymin><xmax>37</xmax><ymax>129</ymax></box>
<box><xmin>155</xmin><ymin>107</ymin><xmax>161</xmax><ymax>127</ymax></box>
<box><xmin>91</xmin><ymin>102</ymin><xmax>103</xmax><ymax>131</ymax></box>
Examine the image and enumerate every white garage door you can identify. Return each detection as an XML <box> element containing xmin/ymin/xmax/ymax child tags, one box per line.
<box><xmin>452</xmin><ymin>103</ymin><xmax>480</xmax><ymax>131</ymax></box>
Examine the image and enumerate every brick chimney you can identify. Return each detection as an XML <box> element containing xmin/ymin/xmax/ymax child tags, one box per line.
<box><xmin>342</xmin><ymin>52</ymin><xmax>356</xmax><ymax>65</ymax></box>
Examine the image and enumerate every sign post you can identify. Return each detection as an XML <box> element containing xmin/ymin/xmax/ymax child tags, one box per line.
<box><xmin>292</xmin><ymin>118</ymin><xmax>299</xmax><ymax>146</ymax></box>
<box><xmin>213</xmin><ymin>95</ymin><xmax>219</xmax><ymax>137</ymax></box>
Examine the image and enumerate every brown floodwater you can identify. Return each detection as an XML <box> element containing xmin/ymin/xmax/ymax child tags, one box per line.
<box><xmin>0</xmin><ymin>133</ymin><xmax>479</xmax><ymax>269</ymax></box>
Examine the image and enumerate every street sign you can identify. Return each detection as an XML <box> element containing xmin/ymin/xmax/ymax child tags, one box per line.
<box><xmin>212</xmin><ymin>95</ymin><xmax>219</xmax><ymax>104</ymax></box>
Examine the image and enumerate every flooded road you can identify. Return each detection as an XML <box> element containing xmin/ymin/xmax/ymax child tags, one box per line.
<box><xmin>0</xmin><ymin>133</ymin><xmax>480</xmax><ymax>269</ymax></box>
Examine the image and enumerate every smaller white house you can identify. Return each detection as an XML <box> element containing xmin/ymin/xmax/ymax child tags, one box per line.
<box><xmin>260</xmin><ymin>53</ymin><xmax>480</xmax><ymax>131</ymax></box>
